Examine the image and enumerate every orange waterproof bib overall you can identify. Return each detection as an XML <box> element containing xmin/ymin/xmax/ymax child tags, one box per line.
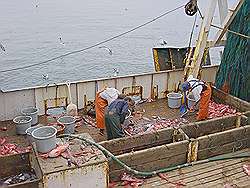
<box><xmin>197</xmin><ymin>85</ymin><xmax>212</xmax><ymax>121</ymax></box>
<box><xmin>95</xmin><ymin>92</ymin><xmax>108</xmax><ymax>129</ymax></box>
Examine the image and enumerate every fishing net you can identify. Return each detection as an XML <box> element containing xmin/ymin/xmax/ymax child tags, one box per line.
<box><xmin>215</xmin><ymin>0</ymin><xmax>250</xmax><ymax>102</ymax></box>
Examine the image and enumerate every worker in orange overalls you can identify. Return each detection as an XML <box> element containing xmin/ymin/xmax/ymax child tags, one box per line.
<box><xmin>95</xmin><ymin>88</ymin><xmax>120</xmax><ymax>135</ymax></box>
<box><xmin>182</xmin><ymin>75</ymin><xmax>212</xmax><ymax>120</ymax></box>
<box><xmin>196</xmin><ymin>84</ymin><xmax>212</xmax><ymax>120</ymax></box>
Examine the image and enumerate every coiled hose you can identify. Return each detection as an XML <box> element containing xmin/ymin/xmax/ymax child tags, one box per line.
<box><xmin>59</xmin><ymin>134</ymin><xmax>250</xmax><ymax>177</ymax></box>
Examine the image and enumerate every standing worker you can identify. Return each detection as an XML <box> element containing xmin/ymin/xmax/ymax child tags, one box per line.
<box><xmin>105</xmin><ymin>97</ymin><xmax>135</xmax><ymax>140</ymax></box>
<box><xmin>182</xmin><ymin>75</ymin><xmax>212</xmax><ymax>121</ymax></box>
<box><xmin>95</xmin><ymin>87</ymin><xmax>120</xmax><ymax>135</ymax></box>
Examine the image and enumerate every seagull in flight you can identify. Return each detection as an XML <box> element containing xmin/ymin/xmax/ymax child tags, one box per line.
<box><xmin>99</xmin><ymin>46</ymin><xmax>112</xmax><ymax>55</ymax></box>
<box><xmin>113</xmin><ymin>68</ymin><xmax>119</xmax><ymax>77</ymax></box>
<box><xmin>42</xmin><ymin>74</ymin><xmax>49</xmax><ymax>80</ymax></box>
<box><xmin>159</xmin><ymin>39</ymin><xmax>167</xmax><ymax>46</ymax></box>
<box><xmin>59</xmin><ymin>37</ymin><xmax>65</xmax><ymax>46</ymax></box>
<box><xmin>0</xmin><ymin>43</ymin><xmax>6</xmax><ymax>52</ymax></box>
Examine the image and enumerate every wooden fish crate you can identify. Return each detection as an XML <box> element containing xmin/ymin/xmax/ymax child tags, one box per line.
<box><xmin>195</xmin><ymin>125</ymin><xmax>250</xmax><ymax>160</ymax></box>
<box><xmin>180</xmin><ymin>115</ymin><xmax>248</xmax><ymax>139</ymax></box>
<box><xmin>0</xmin><ymin>136</ymin><xmax>42</xmax><ymax>188</ymax></box>
<box><xmin>212</xmin><ymin>87</ymin><xmax>250</xmax><ymax>112</ymax></box>
<box><xmin>99</xmin><ymin>127</ymin><xmax>179</xmax><ymax>156</ymax></box>
<box><xmin>109</xmin><ymin>140</ymin><xmax>189</xmax><ymax>181</ymax></box>
<box><xmin>108</xmin><ymin>115</ymin><xmax>250</xmax><ymax>181</ymax></box>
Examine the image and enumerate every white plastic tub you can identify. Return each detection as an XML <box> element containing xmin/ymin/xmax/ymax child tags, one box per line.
<box><xmin>167</xmin><ymin>93</ymin><xmax>183</xmax><ymax>109</ymax></box>
<box><xmin>21</xmin><ymin>107</ymin><xmax>39</xmax><ymax>125</ymax></box>
<box><xmin>13</xmin><ymin>116</ymin><xmax>32</xmax><ymax>135</ymax></box>
<box><xmin>32</xmin><ymin>126</ymin><xmax>57</xmax><ymax>153</ymax></box>
<box><xmin>57</xmin><ymin>116</ymin><xmax>76</xmax><ymax>134</ymax></box>
<box><xmin>26</xmin><ymin>124</ymin><xmax>43</xmax><ymax>143</ymax></box>
<box><xmin>187</xmin><ymin>94</ymin><xmax>199</xmax><ymax>110</ymax></box>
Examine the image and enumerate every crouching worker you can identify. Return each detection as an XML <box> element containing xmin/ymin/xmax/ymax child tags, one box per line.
<box><xmin>182</xmin><ymin>75</ymin><xmax>212</xmax><ymax>121</ymax></box>
<box><xmin>105</xmin><ymin>97</ymin><xmax>135</xmax><ymax>140</ymax></box>
<box><xmin>95</xmin><ymin>87</ymin><xmax>120</xmax><ymax>136</ymax></box>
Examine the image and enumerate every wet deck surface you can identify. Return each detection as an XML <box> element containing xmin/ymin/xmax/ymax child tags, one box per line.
<box><xmin>137</xmin><ymin>98</ymin><xmax>196</xmax><ymax>121</ymax></box>
<box><xmin>0</xmin><ymin>99</ymin><xmax>197</xmax><ymax>143</ymax></box>
<box><xmin>116</xmin><ymin>149</ymin><xmax>250</xmax><ymax>188</ymax></box>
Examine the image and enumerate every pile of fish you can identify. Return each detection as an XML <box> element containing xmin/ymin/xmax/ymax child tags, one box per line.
<box><xmin>0</xmin><ymin>171</ymin><xmax>36</xmax><ymax>185</ymax></box>
<box><xmin>208</xmin><ymin>101</ymin><xmax>237</xmax><ymax>119</ymax></box>
<box><xmin>124</xmin><ymin>117</ymin><xmax>188</xmax><ymax>136</ymax></box>
<box><xmin>40</xmin><ymin>143</ymin><xmax>69</xmax><ymax>158</ymax></box>
<box><xmin>39</xmin><ymin>142</ymin><xmax>102</xmax><ymax>167</ymax></box>
<box><xmin>61</xmin><ymin>145</ymin><xmax>102</xmax><ymax>166</ymax></box>
<box><xmin>0</xmin><ymin>138</ymin><xmax>31</xmax><ymax>156</ymax></box>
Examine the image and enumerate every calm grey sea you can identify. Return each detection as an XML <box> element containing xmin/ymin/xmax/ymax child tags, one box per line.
<box><xmin>0</xmin><ymin>0</ymin><xmax>232</xmax><ymax>90</ymax></box>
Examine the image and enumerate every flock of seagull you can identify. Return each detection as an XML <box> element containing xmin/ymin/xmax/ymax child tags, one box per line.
<box><xmin>0</xmin><ymin>2</ymin><xmax>168</xmax><ymax>81</ymax></box>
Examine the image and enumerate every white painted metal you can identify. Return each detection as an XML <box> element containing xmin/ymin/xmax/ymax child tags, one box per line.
<box><xmin>0</xmin><ymin>89</ymin><xmax>35</xmax><ymax>120</ymax></box>
<box><xmin>134</xmin><ymin>75</ymin><xmax>152</xmax><ymax>98</ymax></box>
<box><xmin>97</xmin><ymin>79</ymin><xmax>116</xmax><ymax>92</ymax></box>
<box><xmin>0</xmin><ymin>66</ymin><xmax>219</xmax><ymax>121</ymax></box>
<box><xmin>39</xmin><ymin>133</ymin><xmax>109</xmax><ymax>188</ymax></box>
<box><xmin>43</xmin><ymin>163</ymin><xmax>108</xmax><ymax>188</ymax></box>
<box><xmin>116</xmin><ymin>77</ymin><xmax>133</xmax><ymax>93</ymax></box>
<box><xmin>167</xmin><ymin>70</ymin><xmax>183</xmax><ymax>91</ymax></box>
<box><xmin>77</xmin><ymin>82</ymin><xmax>96</xmax><ymax>109</ymax></box>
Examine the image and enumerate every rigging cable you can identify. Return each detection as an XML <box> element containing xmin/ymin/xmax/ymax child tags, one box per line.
<box><xmin>0</xmin><ymin>4</ymin><xmax>185</xmax><ymax>73</ymax></box>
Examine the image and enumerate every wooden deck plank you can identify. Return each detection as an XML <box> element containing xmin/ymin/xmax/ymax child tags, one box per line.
<box><xmin>142</xmin><ymin>159</ymin><xmax>245</xmax><ymax>187</ymax></box>
<box><xmin>141</xmin><ymin>165</ymin><xmax>248</xmax><ymax>188</ymax></box>
<box><xmin>144</xmin><ymin>149</ymin><xmax>249</xmax><ymax>185</ymax></box>
<box><xmin>204</xmin><ymin>173</ymin><xmax>249</xmax><ymax>188</ymax></box>
<box><xmin>132</xmin><ymin>149</ymin><xmax>250</xmax><ymax>188</ymax></box>
<box><xmin>187</xmin><ymin>163</ymin><xmax>245</xmax><ymax>186</ymax></box>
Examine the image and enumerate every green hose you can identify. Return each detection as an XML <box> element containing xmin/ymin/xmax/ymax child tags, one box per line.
<box><xmin>59</xmin><ymin>134</ymin><xmax>250</xmax><ymax>177</ymax></box>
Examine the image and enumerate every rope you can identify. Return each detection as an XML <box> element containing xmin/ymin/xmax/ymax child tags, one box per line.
<box><xmin>0</xmin><ymin>4</ymin><xmax>185</xmax><ymax>73</ymax></box>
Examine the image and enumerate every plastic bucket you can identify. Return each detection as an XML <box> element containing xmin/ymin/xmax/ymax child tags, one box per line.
<box><xmin>46</xmin><ymin>107</ymin><xmax>66</xmax><ymax>123</ymax></box>
<box><xmin>25</xmin><ymin>124</ymin><xmax>43</xmax><ymax>143</ymax></box>
<box><xmin>57</xmin><ymin>116</ymin><xmax>76</xmax><ymax>134</ymax></box>
<box><xmin>21</xmin><ymin>107</ymin><xmax>39</xmax><ymax>126</ymax></box>
<box><xmin>32</xmin><ymin>126</ymin><xmax>57</xmax><ymax>153</ymax></box>
<box><xmin>187</xmin><ymin>94</ymin><xmax>199</xmax><ymax>110</ymax></box>
<box><xmin>131</xmin><ymin>95</ymin><xmax>141</xmax><ymax>104</ymax></box>
<box><xmin>167</xmin><ymin>93</ymin><xmax>183</xmax><ymax>109</ymax></box>
<box><xmin>13</xmin><ymin>116</ymin><xmax>32</xmax><ymax>135</ymax></box>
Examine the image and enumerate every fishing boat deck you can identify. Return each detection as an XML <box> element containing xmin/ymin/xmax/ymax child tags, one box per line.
<box><xmin>0</xmin><ymin>99</ymin><xmax>196</xmax><ymax>142</ymax></box>
<box><xmin>115</xmin><ymin>148</ymin><xmax>250</xmax><ymax>188</ymax></box>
